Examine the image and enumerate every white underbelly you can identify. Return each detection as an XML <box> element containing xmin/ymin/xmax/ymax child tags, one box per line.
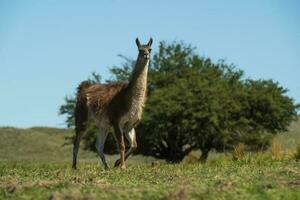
<box><xmin>120</xmin><ymin>101</ymin><xmax>145</xmax><ymax>131</ymax></box>
<box><xmin>120</xmin><ymin>108</ymin><xmax>142</xmax><ymax>126</ymax></box>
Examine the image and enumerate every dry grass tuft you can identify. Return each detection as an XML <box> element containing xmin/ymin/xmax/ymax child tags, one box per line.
<box><xmin>184</xmin><ymin>151</ymin><xmax>200</xmax><ymax>163</ymax></box>
<box><xmin>232</xmin><ymin>143</ymin><xmax>246</xmax><ymax>160</ymax></box>
<box><xmin>271</xmin><ymin>138</ymin><xmax>284</xmax><ymax>160</ymax></box>
<box><xmin>293</xmin><ymin>141</ymin><xmax>300</xmax><ymax>161</ymax></box>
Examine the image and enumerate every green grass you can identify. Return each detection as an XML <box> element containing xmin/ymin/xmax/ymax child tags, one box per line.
<box><xmin>0</xmin><ymin>120</ymin><xmax>299</xmax><ymax>200</ymax></box>
<box><xmin>0</xmin><ymin>156</ymin><xmax>300</xmax><ymax>200</ymax></box>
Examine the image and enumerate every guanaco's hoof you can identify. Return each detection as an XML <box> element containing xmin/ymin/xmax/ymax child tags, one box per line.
<box><xmin>114</xmin><ymin>159</ymin><xmax>121</xmax><ymax>167</ymax></box>
<box><xmin>120</xmin><ymin>165</ymin><xmax>127</xmax><ymax>170</ymax></box>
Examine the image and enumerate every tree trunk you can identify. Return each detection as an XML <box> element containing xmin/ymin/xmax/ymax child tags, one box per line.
<box><xmin>165</xmin><ymin>150</ymin><xmax>186</xmax><ymax>163</ymax></box>
<box><xmin>199</xmin><ymin>149</ymin><xmax>210</xmax><ymax>162</ymax></box>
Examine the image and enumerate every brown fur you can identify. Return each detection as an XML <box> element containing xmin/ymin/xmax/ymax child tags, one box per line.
<box><xmin>75</xmin><ymin>82</ymin><xmax>128</xmax><ymax>130</ymax></box>
<box><xmin>85</xmin><ymin>83</ymin><xmax>127</xmax><ymax>113</ymax></box>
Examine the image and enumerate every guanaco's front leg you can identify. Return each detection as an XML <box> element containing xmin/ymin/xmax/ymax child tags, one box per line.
<box><xmin>113</xmin><ymin>124</ymin><xmax>126</xmax><ymax>169</ymax></box>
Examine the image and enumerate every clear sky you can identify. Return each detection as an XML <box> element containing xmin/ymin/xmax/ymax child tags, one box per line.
<box><xmin>0</xmin><ymin>0</ymin><xmax>299</xmax><ymax>128</ymax></box>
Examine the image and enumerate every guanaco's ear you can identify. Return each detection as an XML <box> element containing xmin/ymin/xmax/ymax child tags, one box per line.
<box><xmin>147</xmin><ymin>37</ymin><xmax>153</xmax><ymax>47</ymax></box>
<box><xmin>136</xmin><ymin>38</ymin><xmax>141</xmax><ymax>48</ymax></box>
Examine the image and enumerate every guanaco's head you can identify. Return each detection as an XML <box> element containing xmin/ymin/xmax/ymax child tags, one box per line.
<box><xmin>136</xmin><ymin>37</ymin><xmax>153</xmax><ymax>60</ymax></box>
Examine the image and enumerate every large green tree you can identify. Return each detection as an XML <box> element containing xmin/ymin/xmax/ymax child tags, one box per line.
<box><xmin>59</xmin><ymin>41</ymin><xmax>299</xmax><ymax>162</ymax></box>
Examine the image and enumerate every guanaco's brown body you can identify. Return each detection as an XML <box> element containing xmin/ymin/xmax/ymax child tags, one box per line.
<box><xmin>72</xmin><ymin>38</ymin><xmax>153</xmax><ymax>169</ymax></box>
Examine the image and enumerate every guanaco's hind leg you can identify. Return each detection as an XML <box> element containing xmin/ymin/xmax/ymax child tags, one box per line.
<box><xmin>72</xmin><ymin>130</ymin><xmax>84</xmax><ymax>169</ymax></box>
<box><xmin>72</xmin><ymin>93</ymin><xmax>88</xmax><ymax>169</ymax></box>
<box><xmin>114</xmin><ymin>128</ymin><xmax>137</xmax><ymax>167</ymax></box>
<box><xmin>95</xmin><ymin>129</ymin><xmax>109</xmax><ymax>169</ymax></box>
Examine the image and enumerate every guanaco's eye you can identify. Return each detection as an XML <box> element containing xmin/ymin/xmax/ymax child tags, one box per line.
<box><xmin>148</xmin><ymin>49</ymin><xmax>152</xmax><ymax>53</ymax></box>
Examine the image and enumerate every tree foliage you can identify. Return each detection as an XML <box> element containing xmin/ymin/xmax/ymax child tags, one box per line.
<box><xmin>59</xmin><ymin>41</ymin><xmax>299</xmax><ymax>162</ymax></box>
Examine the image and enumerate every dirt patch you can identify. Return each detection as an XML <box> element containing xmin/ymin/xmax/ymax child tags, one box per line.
<box><xmin>288</xmin><ymin>179</ymin><xmax>300</xmax><ymax>188</ymax></box>
<box><xmin>49</xmin><ymin>192</ymin><xmax>95</xmax><ymax>200</ymax></box>
<box><xmin>162</xmin><ymin>186</ymin><xmax>190</xmax><ymax>200</ymax></box>
<box><xmin>285</xmin><ymin>167</ymin><xmax>300</xmax><ymax>174</ymax></box>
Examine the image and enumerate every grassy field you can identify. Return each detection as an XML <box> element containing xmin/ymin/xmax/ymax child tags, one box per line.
<box><xmin>0</xmin><ymin>121</ymin><xmax>299</xmax><ymax>200</ymax></box>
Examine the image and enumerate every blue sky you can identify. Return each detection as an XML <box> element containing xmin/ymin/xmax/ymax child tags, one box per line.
<box><xmin>0</xmin><ymin>0</ymin><xmax>299</xmax><ymax>128</ymax></box>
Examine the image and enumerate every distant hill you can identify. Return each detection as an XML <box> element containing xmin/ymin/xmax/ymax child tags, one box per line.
<box><xmin>0</xmin><ymin>126</ymin><xmax>157</xmax><ymax>164</ymax></box>
<box><xmin>0</xmin><ymin>118</ymin><xmax>299</xmax><ymax>162</ymax></box>
<box><xmin>0</xmin><ymin>127</ymin><xmax>95</xmax><ymax>162</ymax></box>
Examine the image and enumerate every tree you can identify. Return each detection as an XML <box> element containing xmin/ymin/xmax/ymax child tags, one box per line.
<box><xmin>238</xmin><ymin>79</ymin><xmax>299</xmax><ymax>150</ymax></box>
<box><xmin>137</xmin><ymin>42</ymin><xmax>248</xmax><ymax>161</ymax></box>
<box><xmin>137</xmin><ymin>41</ymin><xmax>298</xmax><ymax>162</ymax></box>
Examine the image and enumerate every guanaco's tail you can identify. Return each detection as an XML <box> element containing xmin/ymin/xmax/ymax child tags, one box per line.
<box><xmin>75</xmin><ymin>81</ymin><xmax>92</xmax><ymax>133</ymax></box>
<box><xmin>72</xmin><ymin>81</ymin><xmax>92</xmax><ymax>169</ymax></box>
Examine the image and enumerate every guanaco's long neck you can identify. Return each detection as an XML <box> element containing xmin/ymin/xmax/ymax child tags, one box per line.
<box><xmin>127</xmin><ymin>57</ymin><xmax>149</xmax><ymax>99</ymax></box>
